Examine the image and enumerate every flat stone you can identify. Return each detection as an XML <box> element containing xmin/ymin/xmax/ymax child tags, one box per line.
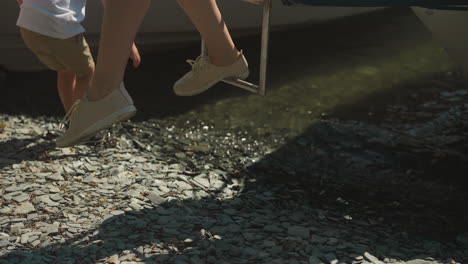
<box><xmin>48</xmin><ymin>186</ymin><xmax>61</xmax><ymax>193</ymax></box>
<box><xmin>20</xmin><ymin>234</ymin><xmax>29</xmax><ymax>244</ymax></box>
<box><xmin>34</xmin><ymin>195</ymin><xmax>59</xmax><ymax>206</ymax></box>
<box><xmin>309</xmin><ymin>256</ymin><xmax>324</xmax><ymax>264</ymax></box>
<box><xmin>10</xmin><ymin>224</ymin><xmax>24</xmax><ymax>235</ymax></box>
<box><xmin>263</xmin><ymin>225</ymin><xmax>283</xmax><ymax>233</ymax></box>
<box><xmin>263</xmin><ymin>240</ymin><xmax>276</xmax><ymax>247</ymax></box>
<box><xmin>174</xmin><ymin>180</ymin><xmax>192</xmax><ymax>190</ymax></box>
<box><xmin>175</xmin><ymin>153</ymin><xmax>186</xmax><ymax>159</ymax></box>
<box><xmin>61</xmin><ymin>148</ymin><xmax>73</xmax><ymax>155</ymax></box>
<box><xmin>13</xmin><ymin>193</ymin><xmax>30</xmax><ymax>203</ymax></box>
<box><xmin>5</xmin><ymin>184</ymin><xmax>30</xmax><ymax>193</ymax></box>
<box><xmin>364</xmin><ymin>252</ymin><xmax>384</xmax><ymax>264</ymax></box>
<box><xmin>147</xmin><ymin>192</ymin><xmax>165</xmax><ymax>205</ymax></box>
<box><xmin>192</xmin><ymin>176</ymin><xmax>210</xmax><ymax>188</ymax></box>
<box><xmin>14</xmin><ymin>202</ymin><xmax>35</xmax><ymax>215</ymax></box>
<box><xmin>129</xmin><ymin>203</ymin><xmax>142</xmax><ymax>210</ymax></box>
<box><xmin>41</xmin><ymin>224</ymin><xmax>59</xmax><ymax>234</ymax></box>
<box><xmin>327</xmin><ymin>237</ymin><xmax>339</xmax><ymax>245</ymax></box>
<box><xmin>49</xmin><ymin>194</ymin><xmax>62</xmax><ymax>201</ymax></box>
<box><xmin>288</xmin><ymin>226</ymin><xmax>310</xmax><ymax>239</ymax></box>
<box><xmin>47</xmin><ymin>172</ymin><xmax>64</xmax><ymax>181</ymax></box>
<box><xmin>110</xmin><ymin>210</ymin><xmax>125</xmax><ymax>216</ymax></box>
<box><xmin>456</xmin><ymin>233</ymin><xmax>468</xmax><ymax>247</ymax></box>
<box><xmin>31</xmin><ymin>239</ymin><xmax>41</xmax><ymax>247</ymax></box>
<box><xmin>184</xmin><ymin>144</ymin><xmax>210</xmax><ymax>153</ymax></box>
<box><xmin>405</xmin><ymin>260</ymin><xmax>438</xmax><ymax>264</ymax></box>
<box><xmin>162</xmin><ymin>228</ymin><xmax>179</xmax><ymax>236</ymax></box>
<box><xmin>0</xmin><ymin>239</ymin><xmax>9</xmax><ymax>247</ymax></box>
<box><xmin>324</xmin><ymin>253</ymin><xmax>339</xmax><ymax>264</ymax></box>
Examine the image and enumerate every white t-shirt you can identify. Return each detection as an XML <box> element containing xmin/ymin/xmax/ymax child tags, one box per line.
<box><xmin>17</xmin><ymin>0</ymin><xmax>87</xmax><ymax>39</ymax></box>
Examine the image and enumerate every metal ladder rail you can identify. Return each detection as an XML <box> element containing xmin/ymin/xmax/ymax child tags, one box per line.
<box><xmin>201</xmin><ymin>0</ymin><xmax>272</xmax><ymax>96</ymax></box>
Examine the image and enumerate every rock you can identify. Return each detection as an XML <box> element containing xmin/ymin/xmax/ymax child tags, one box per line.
<box><xmin>317</xmin><ymin>210</ymin><xmax>326</xmax><ymax>220</ymax></box>
<box><xmin>184</xmin><ymin>144</ymin><xmax>210</xmax><ymax>153</ymax></box>
<box><xmin>12</xmin><ymin>193</ymin><xmax>30</xmax><ymax>203</ymax></box>
<box><xmin>364</xmin><ymin>252</ymin><xmax>384</xmax><ymax>264</ymax></box>
<box><xmin>405</xmin><ymin>260</ymin><xmax>438</xmax><ymax>264</ymax></box>
<box><xmin>110</xmin><ymin>210</ymin><xmax>125</xmax><ymax>216</ymax></box>
<box><xmin>48</xmin><ymin>186</ymin><xmax>61</xmax><ymax>193</ymax></box>
<box><xmin>309</xmin><ymin>256</ymin><xmax>324</xmax><ymax>264</ymax></box>
<box><xmin>129</xmin><ymin>203</ymin><xmax>142</xmax><ymax>210</ymax></box>
<box><xmin>327</xmin><ymin>237</ymin><xmax>339</xmax><ymax>246</ymax></box>
<box><xmin>288</xmin><ymin>226</ymin><xmax>310</xmax><ymax>239</ymax></box>
<box><xmin>175</xmin><ymin>153</ymin><xmax>186</xmax><ymax>159</ymax></box>
<box><xmin>0</xmin><ymin>239</ymin><xmax>9</xmax><ymax>248</ymax></box>
<box><xmin>456</xmin><ymin>233</ymin><xmax>468</xmax><ymax>247</ymax></box>
<box><xmin>174</xmin><ymin>180</ymin><xmax>192</xmax><ymax>190</ymax></box>
<box><xmin>5</xmin><ymin>184</ymin><xmax>30</xmax><ymax>193</ymax></box>
<box><xmin>10</xmin><ymin>223</ymin><xmax>24</xmax><ymax>235</ymax></box>
<box><xmin>20</xmin><ymin>234</ymin><xmax>29</xmax><ymax>244</ymax></box>
<box><xmin>41</xmin><ymin>224</ymin><xmax>59</xmax><ymax>234</ymax></box>
<box><xmin>264</xmin><ymin>225</ymin><xmax>283</xmax><ymax>233</ymax></box>
<box><xmin>34</xmin><ymin>195</ymin><xmax>59</xmax><ymax>207</ymax></box>
<box><xmin>147</xmin><ymin>192</ymin><xmax>165</xmax><ymax>205</ymax></box>
<box><xmin>324</xmin><ymin>253</ymin><xmax>339</xmax><ymax>264</ymax></box>
<box><xmin>47</xmin><ymin>172</ymin><xmax>64</xmax><ymax>181</ymax></box>
<box><xmin>263</xmin><ymin>240</ymin><xmax>276</xmax><ymax>248</ymax></box>
<box><xmin>13</xmin><ymin>203</ymin><xmax>35</xmax><ymax>215</ymax></box>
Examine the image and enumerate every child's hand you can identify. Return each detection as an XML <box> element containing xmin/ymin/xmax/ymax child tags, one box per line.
<box><xmin>16</xmin><ymin>0</ymin><xmax>23</xmax><ymax>6</ymax></box>
<box><xmin>129</xmin><ymin>43</ymin><xmax>141</xmax><ymax>68</ymax></box>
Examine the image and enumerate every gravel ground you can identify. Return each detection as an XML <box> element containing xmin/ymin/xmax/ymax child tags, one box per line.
<box><xmin>1</xmin><ymin>74</ymin><xmax>468</xmax><ymax>264</ymax></box>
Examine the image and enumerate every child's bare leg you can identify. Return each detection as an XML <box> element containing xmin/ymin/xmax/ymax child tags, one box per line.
<box><xmin>74</xmin><ymin>64</ymin><xmax>95</xmax><ymax>105</ymax></box>
<box><xmin>177</xmin><ymin>0</ymin><xmax>240</xmax><ymax>66</ymax></box>
<box><xmin>57</xmin><ymin>71</ymin><xmax>76</xmax><ymax>112</ymax></box>
<box><xmin>87</xmin><ymin>0</ymin><xmax>150</xmax><ymax>101</ymax></box>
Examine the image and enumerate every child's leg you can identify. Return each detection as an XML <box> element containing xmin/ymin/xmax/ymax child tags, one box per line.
<box><xmin>74</xmin><ymin>64</ymin><xmax>95</xmax><ymax>105</ymax></box>
<box><xmin>57</xmin><ymin>71</ymin><xmax>77</xmax><ymax>112</ymax></box>
<box><xmin>177</xmin><ymin>0</ymin><xmax>240</xmax><ymax>66</ymax></box>
<box><xmin>56</xmin><ymin>34</ymin><xmax>95</xmax><ymax>112</ymax></box>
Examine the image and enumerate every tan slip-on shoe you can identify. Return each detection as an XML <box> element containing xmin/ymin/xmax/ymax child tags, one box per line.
<box><xmin>174</xmin><ymin>52</ymin><xmax>249</xmax><ymax>96</ymax></box>
<box><xmin>56</xmin><ymin>83</ymin><xmax>136</xmax><ymax>148</ymax></box>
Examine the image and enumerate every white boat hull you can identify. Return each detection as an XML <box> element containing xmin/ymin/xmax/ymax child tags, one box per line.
<box><xmin>0</xmin><ymin>0</ymin><xmax>380</xmax><ymax>71</ymax></box>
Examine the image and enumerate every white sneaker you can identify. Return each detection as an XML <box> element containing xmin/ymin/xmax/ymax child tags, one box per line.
<box><xmin>173</xmin><ymin>52</ymin><xmax>249</xmax><ymax>96</ymax></box>
<box><xmin>56</xmin><ymin>82</ymin><xmax>136</xmax><ymax>148</ymax></box>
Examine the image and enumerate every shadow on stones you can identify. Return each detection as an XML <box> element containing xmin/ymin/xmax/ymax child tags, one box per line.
<box><xmin>0</xmin><ymin>135</ymin><xmax>80</xmax><ymax>169</ymax></box>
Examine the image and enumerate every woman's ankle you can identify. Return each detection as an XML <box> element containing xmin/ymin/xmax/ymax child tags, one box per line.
<box><xmin>210</xmin><ymin>50</ymin><xmax>241</xmax><ymax>67</ymax></box>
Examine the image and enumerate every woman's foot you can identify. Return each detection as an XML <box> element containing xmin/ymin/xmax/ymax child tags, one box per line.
<box><xmin>173</xmin><ymin>52</ymin><xmax>249</xmax><ymax>96</ymax></box>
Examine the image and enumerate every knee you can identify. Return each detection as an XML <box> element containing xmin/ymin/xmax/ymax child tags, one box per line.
<box><xmin>76</xmin><ymin>64</ymin><xmax>94</xmax><ymax>81</ymax></box>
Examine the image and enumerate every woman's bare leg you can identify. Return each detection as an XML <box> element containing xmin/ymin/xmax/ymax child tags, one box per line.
<box><xmin>177</xmin><ymin>0</ymin><xmax>240</xmax><ymax>66</ymax></box>
<box><xmin>87</xmin><ymin>0</ymin><xmax>150</xmax><ymax>101</ymax></box>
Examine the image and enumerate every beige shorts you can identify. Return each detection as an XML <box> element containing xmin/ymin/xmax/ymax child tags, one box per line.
<box><xmin>19</xmin><ymin>27</ymin><xmax>94</xmax><ymax>76</ymax></box>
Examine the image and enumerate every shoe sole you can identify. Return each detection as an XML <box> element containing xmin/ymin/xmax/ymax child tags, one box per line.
<box><xmin>175</xmin><ymin>70</ymin><xmax>250</xmax><ymax>97</ymax></box>
<box><xmin>56</xmin><ymin>105</ymin><xmax>137</xmax><ymax>148</ymax></box>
